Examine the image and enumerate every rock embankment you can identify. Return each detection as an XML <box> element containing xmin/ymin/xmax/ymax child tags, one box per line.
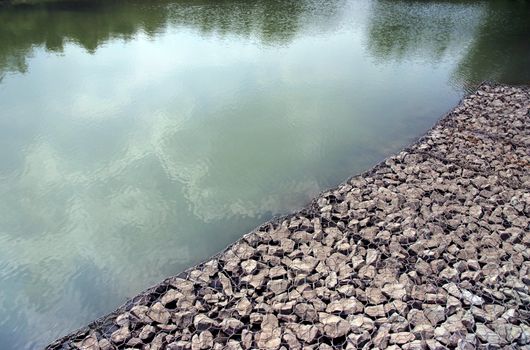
<box><xmin>48</xmin><ymin>84</ymin><xmax>529</xmax><ymax>350</ymax></box>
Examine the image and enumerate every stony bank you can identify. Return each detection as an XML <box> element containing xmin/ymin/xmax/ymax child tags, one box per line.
<box><xmin>48</xmin><ymin>83</ymin><xmax>529</xmax><ymax>350</ymax></box>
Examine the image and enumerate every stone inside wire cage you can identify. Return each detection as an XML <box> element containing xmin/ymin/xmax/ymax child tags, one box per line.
<box><xmin>49</xmin><ymin>84</ymin><xmax>530</xmax><ymax>350</ymax></box>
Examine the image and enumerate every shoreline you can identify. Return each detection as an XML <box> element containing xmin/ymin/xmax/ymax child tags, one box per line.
<box><xmin>48</xmin><ymin>83</ymin><xmax>529</xmax><ymax>349</ymax></box>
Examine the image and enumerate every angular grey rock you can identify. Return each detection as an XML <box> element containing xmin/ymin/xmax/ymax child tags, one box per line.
<box><xmin>130</xmin><ymin>305</ymin><xmax>151</xmax><ymax>323</ymax></box>
<box><xmin>326</xmin><ymin>298</ymin><xmax>363</xmax><ymax>314</ymax></box>
<box><xmin>267</xmin><ymin>279</ymin><xmax>289</xmax><ymax>294</ymax></box>
<box><xmin>283</xmin><ymin>331</ymin><xmax>301</xmax><ymax>350</ymax></box>
<box><xmin>126</xmin><ymin>338</ymin><xmax>142</xmax><ymax>347</ymax></box>
<box><xmin>98</xmin><ymin>339</ymin><xmax>111</xmax><ymax>350</ymax></box>
<box><xmin>469</xmin><ymin>205</ymin><xmax>483</xmax><ymax>218</ymax></box>
<box><xmin>412</xmin><ymin>323</ymin><xmax>434</xmax><ymax>339</ymax></box>
<box><xmin>381</xmin><ymin>283</ymin><xmax>407</xmax><ymax>300</ymax></box>
<box><xmin>269</xmin><ymin>266</ymin><xmax>287</xmax><ymax>278</ymax></box>
<box><xmin>148</xmin><ymin>302</ymin><xmax>171</xmax><ymax>324</ymax></box>
<box><xmin>389</xmin><ymin>332</ymin><xmax>415</xmax><ymax>344</ymax></box>
<box><xmin>423</xmin><ymin>305</ymin><xmax>446</xmax><ymax>326</ymax></box>
<box><xmin>193</xmin><ymin>314</ymin><xmax>218</xmax><ymax>331</ymax></box>
<box><xmin>402</xmin><ymin>340</ymin><xmax>425</xmax><ymax>350</ymax></box>
<box><xmin>173</xmin><ymin>310</ymin><xmax>195</xmax><ymax>329</ymax></box>
<box><xmin>364</xmin><ymin>287</ymin><xmax>387</xmax><ymax>304</ymax></box>
<box><xmin>161</xmin><ymin>289</ymin><xmax>182</xmax><ymax>306</ymax></box>
<box><xmin>241</xmin><ymin>329</ymin><xmax>253</xmax><ymax>349</ymax></box>
<box><xmin>319</xmin><ymin>313</ymin><xmax>351</xmax><ymax>338</ymax></box>
<box><xmin>74</xmin><ymin>334</ymin><xmax>98</xmax><ymax>350</ymax></box>
<box><xmin>290</xmin><ymin>256</ymin><xmax>318</xmax><ymax>274</ymax></box>
<box><xmin>425</xmin><ymin>339</ymin><xmax>446</xmax><ymax>350</ymax></box>
<box><xmin>170</xmin><ymin>278</ymin><xmax>194</xmax><ymax>293</ymax></box>
<box><xmin>287</xmin><ymin>323</ymin><xmax>319</xmax><ymax>343</ymax></box>
<box><xmin>365</xmin><ymin>249</ymin><xmax>380</xmax><ymax>266</ymax></box>
<box><xmin>443</xmin><ymin>282</ymin><xmax>462</xmax><ymax>299</ymax></box>
<box><xmin>219</xmin><ymin>273</ymin><xmax>234</xmax><ymax>296</ymax></box>
<box><xmin>236</xmin><ymin>297</ymin><xmax>252</xmax><ymax>316</ymax></box>
<box><xmin>349</xmin><ymin>315</ymin><xmax>375</xmax><ymax>332</ymax></box>
<box><xmin>347</xmin><ymin>331</ymin><xmax>370</xmax><ymax>347</ymax></box>
<box><xmin>241</xmin><ymin>259</ymin><xmax>258</xmax><ymax>274</ymax></box>
<box><xmin>373</xmin><ymin>324</ymin><xmax>391</xmax><ymax>348</ymax></box>
<box><xmin>461</xmin><ymin>289</ymin><xmax>484</xmax><ymax>306</ymax></box>
<box><xmin>167</xmin><ymin>341</ymin><xmax>191</xmax><ymax>350</ymax></box>
<box><xmin>233</xmin><ymin>243</ymin><xmax>255</xmax><ymax>260</ymax></box>
<box><xmin>476</xmin><ymin>323</ymin><xmax>506</xmax><ymax>346</ymax></box>
<box><xmin>110</xmin><ymin>327</ymin><xmax>130</xmax><ymax>344</ymax></box>
<box><xmin>407</xmin><ymin>309</ymin><xmax>430</xmax><ymax>327</ymax></box>
<box><xmin>439</xmin><ymin>267</ymin><xmax>458</xmax><ymax>281</ymax></box>
<box><xmin>262</xmin><ymin>314</ymin><xmax>279</xmax><ymax>332</ymax></box>
<box><xmin>365</xmin><ymin>305</ymin><xmax>386</xmax><ymax>318</ymax></box>
<box><xmin>460</xmin><ymin>311</ymin><xmax>475</xmax><ymax>332</ymax></box>
<box><xmin>519</xmin><ymin>324</ymin><xmax>530</xmax><ymax>345</ymax></box>
<box><xmin>388</xmin><ymin>313</ymin><xmax>409</xmax><ymax>332</ymax></box>
<box><xmin>294</xmin><ymin>302</ymin><xmax>318</xmax><ymax>322</ymax></box>
<box><xmin>256</xmin><ymin>314</ymin><xmax>282</xmax><ymax>350</ymax></box>
<box><xmin>191</xmin><ymin>331</ymin><xmax>213</xmax><ymax>350</ymax></box>
<box><xmin>225</xmin><ymin>340</ymin><xmax>243</xmax><ymax>350</ymax></box>
<box><xmin>139</xmin><ymin>325</ymin><xmax>156</xmax><ymax>340</ymax></box>
<box><xmin>491</xmin><ymin>320</ymin><xmax>522</xmax><ymax>344</ymax></box>
<box><xmin>220</xmin><ymin>317</ymin><xmax>244</xmax><ymax>334</ymax></box>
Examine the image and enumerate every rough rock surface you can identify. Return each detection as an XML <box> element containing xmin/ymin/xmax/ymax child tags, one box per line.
<box><xmin>48</xmin><ymin>84</ymin><xmax>529</xmax><ymax>349</ymax></box>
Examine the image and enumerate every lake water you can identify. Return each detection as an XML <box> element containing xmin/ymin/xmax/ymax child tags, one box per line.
<box><xmin>0</xmin><ymin>0</ymin><xmax>528</xmax><ymax>348</ymax></box>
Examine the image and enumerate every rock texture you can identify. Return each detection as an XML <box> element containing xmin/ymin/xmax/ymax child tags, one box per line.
<box><xmin>47</xmin><ymin>84</ymin><xmax>530</xmax><ymax>350</ymax></box>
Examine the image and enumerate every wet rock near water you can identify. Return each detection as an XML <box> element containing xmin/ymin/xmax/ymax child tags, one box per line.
<box><xmin>47</xmin><ymin>83</ymin><xmax>530</xmax><ymax>349</ymax></box>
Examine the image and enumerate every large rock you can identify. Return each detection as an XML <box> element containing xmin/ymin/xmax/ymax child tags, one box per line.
<box><xmin>423</xmin><ymin>305</ymin><xmax>446</xmax><ymax>326</ymax></box>
<box><xmin>319</xmin><ymin>313</ymin><xmax>351</xmax><ymax>338</ymax></box>
<box><xmin>349</xmin><ymin>315</ymin><xmax>375</xmax><ymax>332</ymax></box>
<box><xmin>325</xmin><ymin>298</ymin><xmax>364</xmax><ymax>314</ymax></box>
<box><xmin>365</xmin><ymin>305</ymin><xmax>386</xmax><ymax>318</ymax></box>
<box><xmin>110</xmin><ymin>327</ymin><xmax>130</xmax><ymax>344</ymax></box>
<box><xmin>193</xmin><ymin>314</ymin><xmax>218</xmax><ymax>331</ymax></box>
<box><xmin>161</xmin><ymin>289</ymin><xmax>182</xmax><ymax>306</ymax></box>
<box><xmin>256</xmin><ymin>314</ymin><xmax>282</xmax><ymax>350</ymax></box>
<box><xmin>74</xmin><ymin>334</ymin><xmax>98</xmax><ymax>350</ymax></box>
<box><xmin>139</xmin><ymin>325</ymin><xmax>156</xmax><ymax>340</ymax></box>
<box><xmin>381</xmin><ymin>283</ymin><xmax>407</xmax><ymax>300</ymax></box>
<box><xmin>148</xmin><ymin>302</ymin><xmax>171</xmax><ymax>324</ymax></box>
<box><xmin>289</xmin><ymin>257</ymin><xmax>318</xmax><ymax>274</ymax></box>
<box><xmin>389</xmin><ymin>332</ymin><xmax>415</xmax><ymax>344</ymax></box>
<box><xmin>294</xmin><ymin>303</ymin><xmax>318</xmax><ymax>322</ymax></box>
<box><xmin>236</xmin><ymin>297</ymin><xmax>252</xmax><ymax>316</ymax></box>
<box><xmin>476</xmin><ymin>323</ymin><xmax>506</xmax><ymax>346</ymax></box>
<box><xmin>373</xmin><ymin>324</ymin><xmax>391</xmax><ymax>348</ymax></box>
<box><xmin>191</xmin><ymin>331</ymin><xmax>213</xmax><ymax>350</ymax></box>
<box><xmin>287</xmin><ymin>323</ymin><xmax>319</xmax><ymax>343</ymax></box>
<box><xmin>220</xmin><ymin>318</ymin><xmax>244</xmax><ymax>334</ymax></box>
<box><xmin>219</xmin><ymin>273</ymin><xmax>234</xmax><ymax>296</ymax></box>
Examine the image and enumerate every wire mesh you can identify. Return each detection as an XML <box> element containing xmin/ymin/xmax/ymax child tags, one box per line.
<box><xmin>47</xmin><ymin>83</ymin><xmax>530</xmax><ymax>350</ymax></box>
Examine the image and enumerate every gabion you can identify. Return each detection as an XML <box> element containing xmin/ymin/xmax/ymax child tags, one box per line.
<box><xmin>48</xmin><ymin>83</ymin><xmax>530</xmax><ymax>350</ymax></box>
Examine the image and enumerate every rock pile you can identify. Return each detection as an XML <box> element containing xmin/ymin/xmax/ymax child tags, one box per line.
<box><xmin>48</xmin><ymin>84</ymin><xmax>529</xmax><ymax>350</ymax></box>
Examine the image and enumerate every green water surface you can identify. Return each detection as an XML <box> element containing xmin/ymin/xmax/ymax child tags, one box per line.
<box><xmin>0</xmin><ymin>0</ymin><xmax>528</xmax><ymax>348</ymax></box>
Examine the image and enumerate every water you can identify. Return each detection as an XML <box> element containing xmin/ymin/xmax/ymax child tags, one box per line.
<box><xmin>0</xmin><ymin>0</ymin><xmax>528</xmax><ymax>348</ymax></box>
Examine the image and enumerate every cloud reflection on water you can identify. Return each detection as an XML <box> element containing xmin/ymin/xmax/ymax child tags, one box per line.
<box><xmin>0</xmin><ymin>0</ymin><xmax>528</xmax><ymax>349</ymax></box>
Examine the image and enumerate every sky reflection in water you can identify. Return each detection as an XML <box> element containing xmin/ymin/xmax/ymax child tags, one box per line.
<box><xmin>0</xmin><ymin>0</ymin><xmax>528</xmax><ymax>348</ymax></box>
